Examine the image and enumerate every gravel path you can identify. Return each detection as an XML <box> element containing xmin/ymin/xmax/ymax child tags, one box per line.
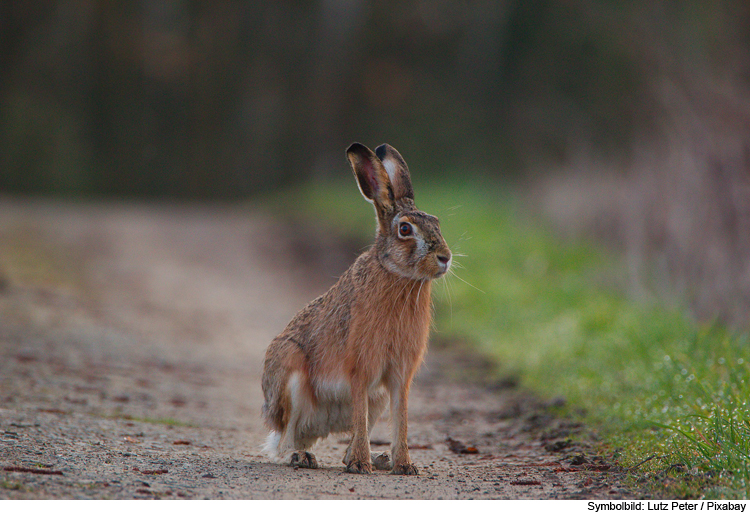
<box><xmin>0</xmin><ymin>201</ymin><xmax>635</xmax><ymax>499</ymax></box>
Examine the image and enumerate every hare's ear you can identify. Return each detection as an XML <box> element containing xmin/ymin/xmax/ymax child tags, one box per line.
<box><xmin>375</xmin><ymin>144</ymin><xmax>414</xmax><ymax>201</ymax></box>
<box><xmin>346</xmin><ymin>143</ymin><xmax>394</xmax><ymax>208</ymax></box>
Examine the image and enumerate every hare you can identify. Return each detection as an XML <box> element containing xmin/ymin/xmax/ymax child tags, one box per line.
<box><xmin>261</xmin><ymin>142</ymin><xmax>451</xmax><ymax>475</ymax></box>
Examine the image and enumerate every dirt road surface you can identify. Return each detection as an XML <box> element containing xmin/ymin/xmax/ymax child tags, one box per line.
<box><xmin>0</xmin><ymin>200</ymin><xmax>635</xmax><ymax>499</ymax></box>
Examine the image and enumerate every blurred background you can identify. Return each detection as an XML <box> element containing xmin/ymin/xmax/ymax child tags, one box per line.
<box><xmin>1</xmin><ymin>0</ymin><xmax>749</xmax><ymax>325</ymax></box>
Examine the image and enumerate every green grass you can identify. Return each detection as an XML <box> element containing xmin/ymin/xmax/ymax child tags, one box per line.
<box><xmin>272</xmin><ymin>177</ymin><xmax>750</xmax><ymax>499</ymax></box>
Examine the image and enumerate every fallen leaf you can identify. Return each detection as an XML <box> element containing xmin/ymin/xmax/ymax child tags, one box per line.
<box><xmin>37</xmin><ymin>408</ymin><xmax>68</xmax><ymax>414</ymax></box>
<box><xmin>568</xmin><ymin>454</ymin><xmax>588</xmax><ymax>465</ymax></box>
<box><xmin>544</xmin><ymin>439</ymin><xmax>572</xmax><ymax>452</ymax></box>
<box><xmin>446</xmin><ymin>437</ymin><xmax>480</xmax><ymax>455</ymax></box>
<box><xmin>133</xmin><ymin>467</ymin><xmax>168</xmax><ymax>475</ymax></box>
<box><xmin>510</xmin><ymin>479</ymin><xmax>542</xmax><ymax>486</ymax></box>
<box><xmin>3</xmin><ymin>465</ymin><xmax>63</xmax><ymax>476</ymax></box>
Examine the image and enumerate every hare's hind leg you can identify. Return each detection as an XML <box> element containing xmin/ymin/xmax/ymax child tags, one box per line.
<box><xmin>291</xmin><ymin>428</ymin><xmax>320</xmax><ymax>469</ymax></box>
<box><xmin>290</xmin><ymin>450</ymin><xmax>318</xmax><ymax>469</ymax></box>
<box><xmin>279</xmin><ymin>372</ymin><xmax>320</xmax><ymax>469</ymax></box>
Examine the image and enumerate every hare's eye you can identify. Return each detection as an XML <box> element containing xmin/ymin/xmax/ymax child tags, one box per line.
<box><xmin>398</xmin><ymin>223</ymin><xmax>413</xmax><ymax>237</ymax></box>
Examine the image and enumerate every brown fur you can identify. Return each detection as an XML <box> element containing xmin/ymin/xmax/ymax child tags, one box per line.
<box><xmin>261</xmin><ymin>143</ymin><xmax>451</xmax><ymax>475</ymax></box>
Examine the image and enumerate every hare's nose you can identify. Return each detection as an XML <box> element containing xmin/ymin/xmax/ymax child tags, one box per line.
<box><xmin>437</xmin><ymin>254</ymin><xmax>451</xmax><ymax>273</ymax></box>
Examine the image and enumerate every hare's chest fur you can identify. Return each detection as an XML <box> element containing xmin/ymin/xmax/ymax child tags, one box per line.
<box><xmin>301</xmin><ymin>270</ymin><xmax>431</xmax><ymax>436</ymax></box>
<box><xmin>332</xmin><ymin>269</ymin><xmax>432</xmax><ymax>380</ymax></box>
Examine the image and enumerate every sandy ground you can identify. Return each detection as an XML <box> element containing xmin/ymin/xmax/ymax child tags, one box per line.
<box><xmin>0</xmin><ymin>200</ymin><xmax>636</xmax><ymax>499</ymax></box>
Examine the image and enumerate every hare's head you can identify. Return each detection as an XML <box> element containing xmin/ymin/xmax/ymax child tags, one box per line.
<box><xmin>347</xmin><ymin>143</ymin><xmax>451</xmax><ymax>281</ymax></box>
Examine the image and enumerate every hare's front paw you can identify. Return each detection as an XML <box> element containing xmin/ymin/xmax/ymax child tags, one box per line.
<box><xmin>392</xmin><ymin>462</ymin><xmax>419</xmax><ymax>476</ymax></box>
<box><xmin>345</xmin><ymin>459</ymin><xmax>373</xmax><ymax>474</ymax></box>
<box><xmin>290</xmin><ymin>451</ymin><xmax>318</xmax><ymax>469</ymax></box>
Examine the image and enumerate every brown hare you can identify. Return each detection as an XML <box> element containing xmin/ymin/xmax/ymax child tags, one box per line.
<box><xmin>261</xmin><ymin>143</ymin><xmax>451</xmax><ymax>475</ymax></box>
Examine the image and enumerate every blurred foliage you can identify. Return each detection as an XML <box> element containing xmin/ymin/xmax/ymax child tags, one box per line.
<box><xmin>2</xmin><ymin>1</ymin><xmax>747</xmax><ymax>198</ymax></box>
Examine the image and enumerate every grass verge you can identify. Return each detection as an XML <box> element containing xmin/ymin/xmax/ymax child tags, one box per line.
<box><xmin>269</xmin><ymin>177</ymin><xmax>750</xmax><ymax>499</ymax></box>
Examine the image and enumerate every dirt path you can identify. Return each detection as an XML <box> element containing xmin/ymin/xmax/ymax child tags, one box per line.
<box><xmin>0</xmin><ymin>200</ymin><xmax>635</xmax><ymax>499</ymax></box>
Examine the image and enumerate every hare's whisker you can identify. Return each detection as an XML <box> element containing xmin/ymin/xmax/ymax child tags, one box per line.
<box><xmin>438</xmin><ymin>275</ymin><xmax>454</xmax><ymax>324</ymax></box>
<box><xmin>449</xmin><ymin>268</ymin><xmax>485</xmax><ymax>294</ymax></box>
<box><xmin>415</xmin><ymin>280</ymin><xmax>425</xmax><ymax>312</ymax></box>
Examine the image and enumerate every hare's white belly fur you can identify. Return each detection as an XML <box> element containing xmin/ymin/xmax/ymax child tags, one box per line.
<box><xmin>263</xmin><ymin>372</ymin><xmax>388</xmax><ymax>461</ymax></box>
